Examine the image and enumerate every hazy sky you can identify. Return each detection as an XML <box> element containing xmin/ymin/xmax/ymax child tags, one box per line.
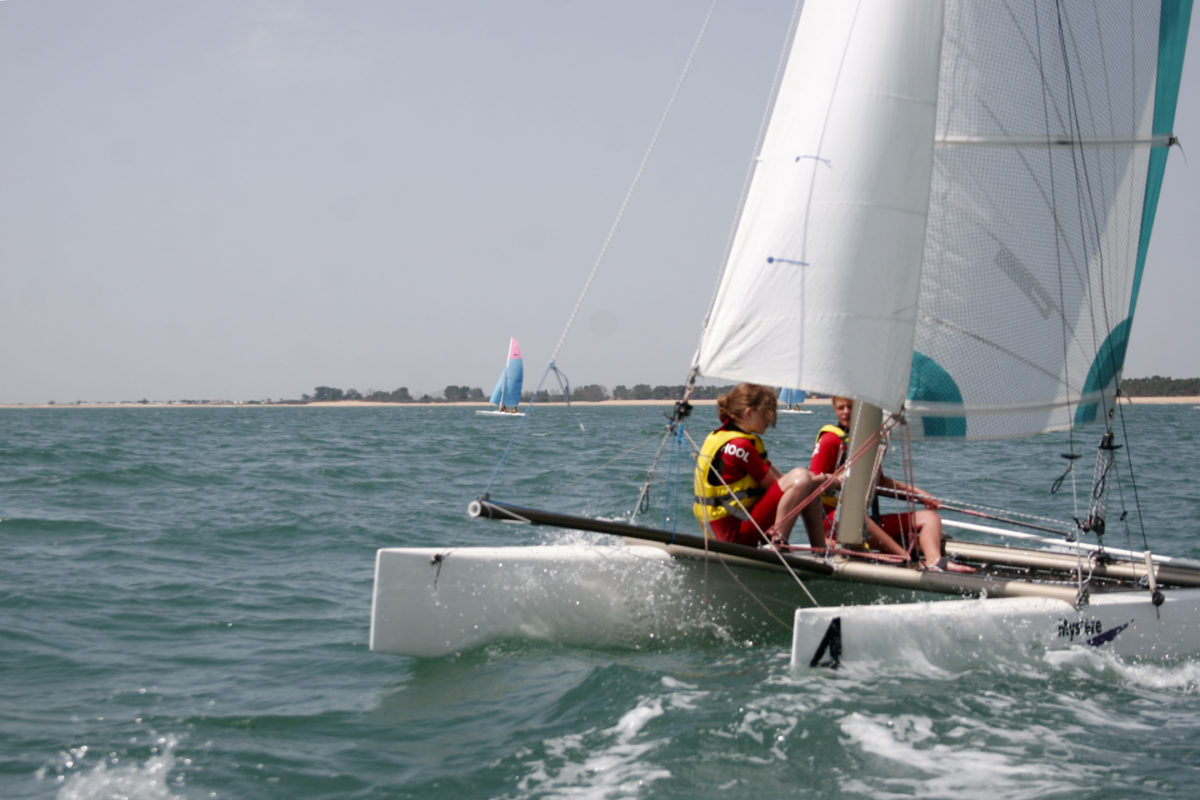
<box><xmin>3</xmin><ymin>2</ymin><xmax>1198</xmax><ymax>404</ymax></box>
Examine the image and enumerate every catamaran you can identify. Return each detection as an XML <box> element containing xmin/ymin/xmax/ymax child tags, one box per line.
<box><xmin>476</xmin><ymin>337</ymin><xmax>525</xmax><ymax>417</ymax></box>
<box><xmin>372</xmin><ymin>0</ymin><xmax>1200</xmax><ymax>665</ymax></box>
<box><xmin>778</xmin><ymin>387</ymin><xmax>812</xmax><ymax>414</ymax></box>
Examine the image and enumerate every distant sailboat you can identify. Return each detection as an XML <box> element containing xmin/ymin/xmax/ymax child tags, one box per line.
<box><xmin>778</xmin><ymin>387</ymin><xmax>812</xmax><ymax>414</ymax></box>
<box><xmin>477</xmin><ymin>338</ymin><xmax>525</xmax><ymax>417</ymax></box>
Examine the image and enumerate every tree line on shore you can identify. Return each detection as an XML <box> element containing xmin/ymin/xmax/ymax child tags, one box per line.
<box><xmin>301</xmin><ymin>383</ymin><xmax>743</xmax><ymax>404</ymax></box>
<box><xmin>298</xmin><ymin>375</ymin><xmax>1200</xmax><ymax>405</ymax></box>
<box><xmin>1119</xmin><ymin>376</ymin><xmax>1200</xmax><ymax>396</ymax></box>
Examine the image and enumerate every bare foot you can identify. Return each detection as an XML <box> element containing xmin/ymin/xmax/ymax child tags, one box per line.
<box><xmin>922</xmin><ymin>556</ymin><xmax>976</xmax><ymax>574</ymax></box>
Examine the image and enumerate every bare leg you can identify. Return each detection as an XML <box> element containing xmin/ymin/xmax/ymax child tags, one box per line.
<box><xmin>770</xmin><ymin>468</ymin><xmax>825</xmax><ymax>547</ymax></box>
<box><xmin>863</xmin><ymin>517</ymin><xmax>908</xmax><ymax>558</ymax></box>
<box><xmin>913</xmin><ymin>509</ymin><xmax>943</xmax><ymax>566</ymax></box>
<box><xmin>798</xmin><ymin>501</ymin><xmax>827</xmax><ymax>549</ymax></box>
<box><xmin>911</xmin><ymin>510</ymin><xmax>974</xmax><ymax>572</ymax></box>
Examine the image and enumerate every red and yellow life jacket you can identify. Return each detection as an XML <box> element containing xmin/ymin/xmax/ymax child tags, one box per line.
<box><xmin>692</xmin><ymin>428</ymin><xmax>768</xmax><ymax>523</ymax></box>
<box><xmin>813</xmin><ymin>424</ymin><xmax>848</xmax><ymax>509</ymax></box>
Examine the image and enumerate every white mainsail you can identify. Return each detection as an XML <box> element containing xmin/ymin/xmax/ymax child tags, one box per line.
<box><xmin>696</xmin><ymin>0</ymin><xmax>945</xmax><ymax>412</ymax></box>
<box><xmin>695</xmin><ymin>0</ymin><xmax>1190</xmax><ymax>440</ymax></box>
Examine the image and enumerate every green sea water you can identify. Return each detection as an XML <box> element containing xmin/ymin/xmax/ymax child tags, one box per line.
<box><xmin>2</xmin><ymin>404</ymin><xmax>1200</xmax><ymax>799</ymax></box>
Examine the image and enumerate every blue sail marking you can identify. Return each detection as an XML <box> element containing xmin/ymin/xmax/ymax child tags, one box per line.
<box><xmin>907</xmin><ymin>351</ymin><xmax>967</xmax><ymax>438</ymax></box>
<box><xmin>1130</xmin><ymin>0</ymin><xmax>1192</xmax><ymax>318</ymax></box>
<box><xmin>1074</xmin><ymin>319</ymin><xmax>1132</xmax><ymax>426</ymax></box>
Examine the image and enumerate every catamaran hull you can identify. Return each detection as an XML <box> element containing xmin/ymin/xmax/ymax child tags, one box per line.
<box><xmin>369</xmin><ymin>543</ymin><xmax>916</xmax><ymax>658</ymax></box>
<box><xmin>371</xmin><ymin>538</ymin><xmax>1200</xmax><ymax>662</ymax></box>
<box><xmin>791</xmin><ymin>589</ymin><xmax>1200</xmax><ymax>668</ymax></box>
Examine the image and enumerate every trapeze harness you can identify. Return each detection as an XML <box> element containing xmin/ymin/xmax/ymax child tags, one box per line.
<box><xmin>692</xmin><ymin>428</ymin><xmax>768</xmax><ymax>523</ymax></box>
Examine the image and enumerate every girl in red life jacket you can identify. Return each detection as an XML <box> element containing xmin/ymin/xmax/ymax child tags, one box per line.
<box><xmin>809</xmin><ymin>395</ymin><xmax>973</xmax><ymax>572</ymax></box>
<box><xmin>693</xmin><ymin>383</ymin><xmax>828</xmax><ymax>549</ymax></box>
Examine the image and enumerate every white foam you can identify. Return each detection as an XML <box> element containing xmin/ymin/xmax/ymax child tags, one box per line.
<box><xmin>839</xmin><ymin>711</ymin><xmax>1092</xmax><ymax>798</ymax></box>
<box><xmin>513</xmin><ymin>695</ymin><xmax>672</xmax><ymax>799</ymax></box>
<box><xmin>43</xmin><ymin>734</ymin><xmax>188</xmax><ymax>800</ymax></box>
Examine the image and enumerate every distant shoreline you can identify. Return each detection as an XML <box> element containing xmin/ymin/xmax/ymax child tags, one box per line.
<box><xmin>0</xmin><ymin>398</ymin><xmax>717</xmax><ymax>410</ymax></box>
<box><xmin>2</xmin><ymin>396</ymin><xmax>1198</xmax><ymax>410</ymax></box>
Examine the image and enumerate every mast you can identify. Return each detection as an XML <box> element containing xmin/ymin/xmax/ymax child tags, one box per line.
<box><xmin>834</xmin><ymin>401</ymin><xmax>882</xmax><ymax>546</ymax></box>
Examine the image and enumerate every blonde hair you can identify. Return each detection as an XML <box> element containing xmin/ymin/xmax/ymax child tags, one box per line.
<box><xmin>716</xmin><ymin>383</ymin><xmax>777</xmax><ymax>428</ymax></box>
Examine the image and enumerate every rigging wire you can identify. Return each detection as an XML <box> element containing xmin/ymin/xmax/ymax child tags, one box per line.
<box><xmin>683</xmin><ymin>425</ymin><xmax>824</xmax><ymax>606</ymax></box>
<box><xmin>481</xmin><ymin>1</ymin><xmax>718</xmax><ymax>496</ymax></box>
<box><xmin>546</xmin><ymin>1</ymin><xmax>719</xmax><ymax>369</ymax></box>
<box><xmin>886</xmin><ymin>419</ymin><xmax>921</xmax><ymax>561</ymax></box>
<box><xmin>481</xmin><ymin>360</ymin><xmax>587</xmax><ymax>498</ymax></box>
<box><xmin>689</xmin><ymin>0</ymin><xmax>806</xmax><ymax>362</ymax></box>
<box><xmin>1035</xmin><ymin>3</ymin><xmax>1084</xmax><ymax>508</ymax></box>
<box><xmin>1037</xmin><ymin>3</ymin><xmax>1158</xmax><ymax>566</ymax></box>
<box><xmin>1048</xmin><ymin>1</ymin><xmax>1175</xmax><ymax>559</ymax></box>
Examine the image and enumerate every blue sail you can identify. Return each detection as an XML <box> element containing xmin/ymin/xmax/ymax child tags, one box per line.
<box><xmin>779</xmin><ymin>387</ymin><xmax>806</xmax><ymax>408</ymax></box>
<box><xmin>488</xmin><ymin>338</ymin><xmax>524</xmax><ymax>408</ymax></box>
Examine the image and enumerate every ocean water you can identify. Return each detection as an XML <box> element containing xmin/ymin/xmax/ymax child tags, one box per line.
<box><xmin>2</xmin><ymin>403</ymin><xmax>1200</xmax><ymax>799</ymax></box>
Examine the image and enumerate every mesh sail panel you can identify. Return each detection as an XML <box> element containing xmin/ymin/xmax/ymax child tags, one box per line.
<box><xmin>908</xmin><ymin>1</ymin><xmax>1172</xmax><ymax>439</ymax></box>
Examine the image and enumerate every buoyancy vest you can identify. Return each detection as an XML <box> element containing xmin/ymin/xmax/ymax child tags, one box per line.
<box><xmin>692</xmin><ymin>428</ymin><xmax>768</xmax><ymax>523</ymax></box>
<box><xmin>813</xmin><ymin>424</ymin><xmax>848</xmax><ymax>509</ymax></box>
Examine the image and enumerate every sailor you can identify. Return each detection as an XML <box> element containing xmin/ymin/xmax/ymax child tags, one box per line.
<box><xmin>692</xmin><ymin>383</ymin><xmax>828</xmax><ymax>549</ymax></box>
<box><xmin>809</xmin><ymin>396</ymin><xmax>974</xmax><ymax>572</ymax></box>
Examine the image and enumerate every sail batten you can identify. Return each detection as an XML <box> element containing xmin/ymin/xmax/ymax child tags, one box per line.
<box><xmin>938</xmin><ymin>134</ymin><xmax>1175</xmax><ymax>147</ymax></box>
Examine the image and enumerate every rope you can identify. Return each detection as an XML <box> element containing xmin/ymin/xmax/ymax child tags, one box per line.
<box><xmin>1112</xmin><ymin>397</ymin><xmax>1151</xmax><ymax>554</ymax></box>
<box><xmin>884</xmin><ymin>420</ymin><xmax>920</xmax><ymax>560</ymax></box>
<box><xmin>768</xmin><ymin>412</ymin><xmax>901</xmax><ymax>543</ymax></box>
<box><xmin>482</xmin><ymin>3</ymin><xmax>717</xmax><ymax>496</ymax></box>
<box><xmin>690</xmin><ymin>2</ymin><xmax>805</xmax><ymax>356</ymax></box>
<box><xmin>546</xmin><ymin>1</ymin><xmax>719</xmax><ymax>368</ymax></box>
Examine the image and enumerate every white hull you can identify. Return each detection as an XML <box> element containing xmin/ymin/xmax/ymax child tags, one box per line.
<box><xmin>791</xmin><ymin>590</ymin><xmax>1200</xmax><ymax>668</ymax></box>
<box><xmin>475</xmin><ymin>409</ymin><xmax>525</xmax><ymax>417</ymax></box>
<box><xmin>779</xmin><ymin>408</ymin><xmax>814</xmax><ymax>415</ymax></box>
<box><xmin>370</xmin><ymin>543</ymin><xmax>917</xmax><ymax>658</ymax></box>
<box><xmin>372</xmin><ymin>530</ymin><xmax>1200</xmax><ymax>661</ymax></box>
